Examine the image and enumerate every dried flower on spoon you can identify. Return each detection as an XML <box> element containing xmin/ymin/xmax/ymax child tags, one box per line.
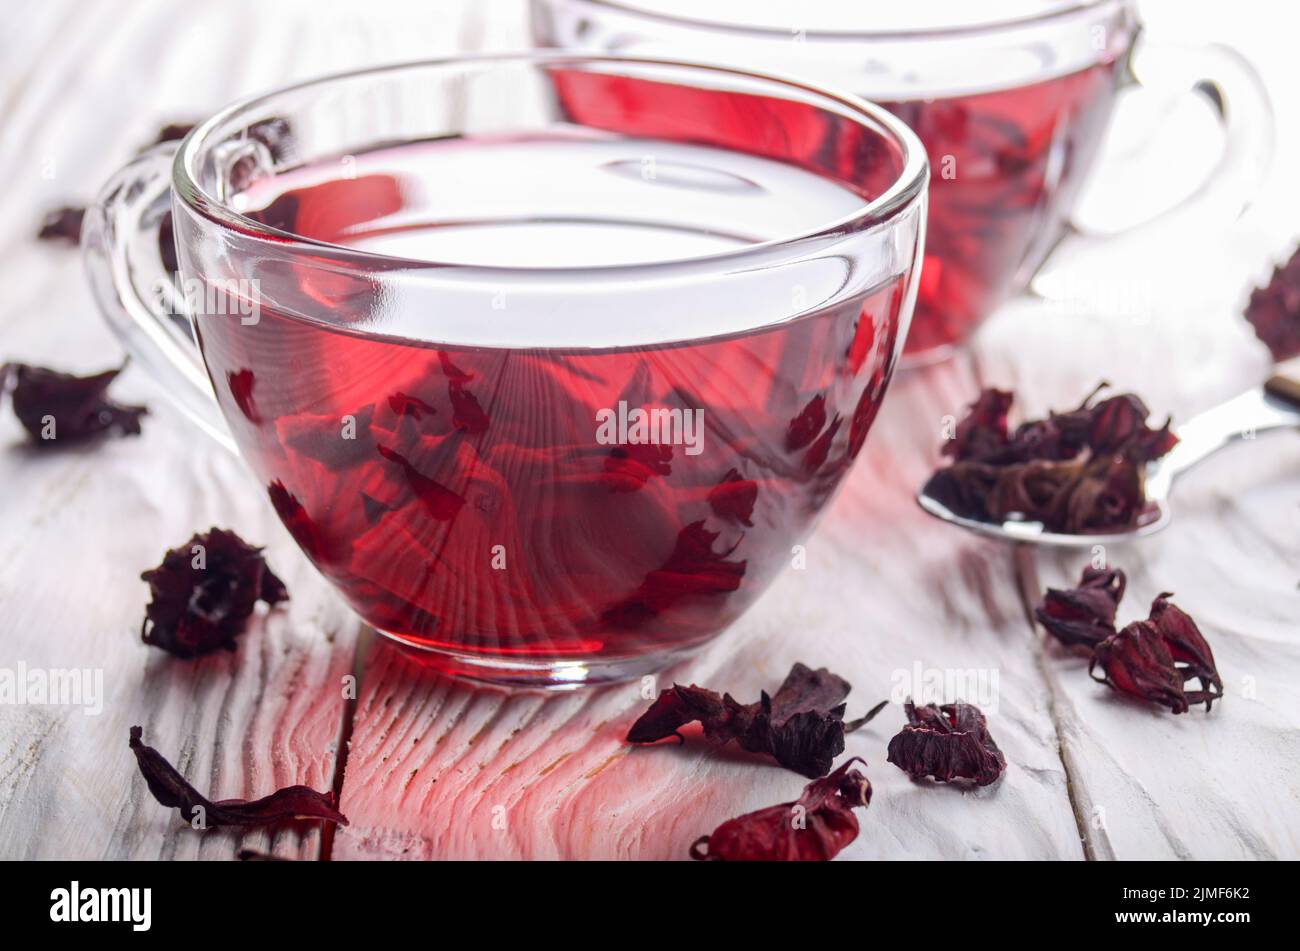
<box><xmin>690</xmin><ymin>758</ymin><xmax>872</xmax><ymax>861</ymax></box>
<box><xmin>130</xmin><ymin>727</ymin><xmax>346</xmax><ymax>829</ymax></box>
<box><xmin>1</xmin><ymin>361</ymin><xmax>146</xmax><ymax>446</ymax></box>
<box><xmin>626</xmin><ymin>662</ymin><xmax>886</xmax><ymax>778</ymax></box>
<box><xmin>140</xmin><ymin>528</ymin><xmax>288</xmax><ymax>658</ymax></box>
<box><xmin>923</xmin><ymin>384</ymin><xmax>1177</xmax><ymax>534</ymax></box>
<box><xmin>1245</xmin><ymin>245</ymin><xmax>1300</xmax><ymax>361</ymax></box>
<box><xmin>886</xmin><ymin>700</ymin><xmax>1006</xmax><ymax>787</ymax></box>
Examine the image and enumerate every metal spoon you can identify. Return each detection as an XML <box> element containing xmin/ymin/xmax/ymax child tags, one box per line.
<box><xmin>917</xmin><ymin>358</ymin><xmax>1300</xmax><ymax>547</ymax></box>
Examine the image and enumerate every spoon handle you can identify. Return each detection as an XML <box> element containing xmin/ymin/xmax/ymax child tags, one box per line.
<box><xmin>1263</xmin><ymin>355</ymin><xmax>1300</xmax><ymax>408</ymax></box>
<box><xmin>1147</xmin><ymin>363</ymin><xmax>1300</xmax><ymax>497</ymax></box>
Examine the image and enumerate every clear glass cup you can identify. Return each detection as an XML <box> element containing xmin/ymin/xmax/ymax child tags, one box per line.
<box><xmin>532</xmin><ymin>0</ymin><xmax>1274</xmax><ymax>363</ymax></box>
<box><xmin>83</xmin><ymin>53</ymin><xmax>928</xmax><ymax>688</ymax></box>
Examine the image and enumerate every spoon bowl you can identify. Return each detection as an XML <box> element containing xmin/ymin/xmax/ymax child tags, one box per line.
<box><xmin>917</xmin><ymin>361</ymin><xmax>1300</xmax><ymax>546</ymax></box>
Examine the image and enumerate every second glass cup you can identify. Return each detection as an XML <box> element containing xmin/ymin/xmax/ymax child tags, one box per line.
<box><xmin>533</xmin><ymin>0</ymin><xmax>1274</xmax><ymax>361</ymax></box>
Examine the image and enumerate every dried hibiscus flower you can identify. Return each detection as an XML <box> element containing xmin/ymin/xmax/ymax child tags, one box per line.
<box><xmin>130</xmin><ymin>727</ymin><xmax>346</xmax><ymax>829</ymax></box>
<box><xmin>924</xmin><ymin>384</ymin><xmax>1177</xmax><ymax>534</ymax></box>
<box><xmin>626</xmin><ymin>662</ymin><xmax>885</xmax><ymax>778</ymax></box>
<box><xmin>690</xmin><ymin>758</ymin><xmax>871</xmax><ymax>861</ymax></box>
<box><xmin>886</xmin><ymin>700</ymin><xmax>1006</xmax><ymax>786</ymax></box>
<box><xmin>140</xmin><ymin>528</ymin><xmax>288</xmax><ymax>658</ymax></box>
<box><xmin>37</xmin><ymin>205</ymin><xmax>86</xmax><ymax>244</ymax></box>
<box><xmin>144</xmin><ymin>121</ymin><xmax>197</xmax><ymax>148</ymax></box>
<box><xmin>1091</xmin><ymin>592</ymin><xmax>1223</xmax><ymax>714</ymax></box>
<box><xmin>1034</xmin><ymin>565</ymin><xmax>1126</xmax><ymax>650</ymax></box>
<box><xmin>1</xmin><ymin>361</ymin><xmax>146</xmax><ymax>446</ymax></box>
<box><xmin>1245</xmin><ymin>246</ymin><xmax>1300</xmax><ymax>360</ymax></box>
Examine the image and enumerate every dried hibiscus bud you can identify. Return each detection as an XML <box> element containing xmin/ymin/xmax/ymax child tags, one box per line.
<box><xmin>1034</xmin><ymin>565</ymin><xmax>1126</xmax><ymax>649</ymax></box>
<box><xmin>140</xmin><ymin>528</ymin><xmax>288</xmax><ymax>658</ymax></box>
<box><xmin>690</xmin><ymin>758</ymin><xmax>871</xmax><ymax>861</ymax></box>
<box><xmin>923</xmin><ymin>384</ymin><xmax>1176</xmax><ymax>534</ymax></box>
<box><xmin>1245</xmin><ymin>246</ymin><xmax>1300</xmax><ymax>360</ymax></box>
<box><xmin>627</xmin><ymin>662</ymin><xmax>884</xmax><ymax>778</ymax></box>
<box><xmin>886</xmin><ymin>700</ymin><xmax>1006</xmax><ymax>786</ymax></box>
<box><xmin>1148</xmin><ymin>594</ymin><xmax>1223</xmax><ymax>708</ymax></box>
<box><xmin>130</xmin><ymin>727</ymin><xmax>346</xmax><ymax>829</ymax></box>
<box><xmin>37</xmin><ymin>205</ymin><xmax>86</xmax><ymax>244</ymax></box>
<box><xmin>1090</xmin><ymin>622</ymin><xmax>1187</xmax><ymax>713</ymax></box>
<box><xmin>1</xmin><ymin>361</ymin><xmax>146</xmax><ymax>446</ymax></box>
<box><xmin>1090</xmin><ymin>593</ymin><xmax>1222</xmax><ymax>713</ymax></box>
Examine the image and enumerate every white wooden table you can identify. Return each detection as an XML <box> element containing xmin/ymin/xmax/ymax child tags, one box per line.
<box><xmin>1</xmin><ymin>0</ymin><xmax>1296</xmax><ymax>861</ymax></box>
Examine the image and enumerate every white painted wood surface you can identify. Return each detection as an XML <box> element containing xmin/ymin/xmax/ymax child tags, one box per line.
<box><xmin>0</xmin><ymin>0</ymin><xmax>1296</xmax><ymax>860</ymax></box>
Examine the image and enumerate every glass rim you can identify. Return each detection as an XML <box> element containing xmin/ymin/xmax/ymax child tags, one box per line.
<box><xmin>573</xmin><ymin>0</ymin><xmax>1127</xmax><ymax>41</ymax></box>
<box><xmin>171</xmin><ymin>50</ymin><xmax>929</xmax><ymax>278</ymax></box>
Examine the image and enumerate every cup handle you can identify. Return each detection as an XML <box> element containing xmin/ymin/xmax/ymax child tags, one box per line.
<box><xmin>1031</xmin><ymin>37</ymin><xmax>1274</xmax><ymax>291</ymax></box>
<box><xmin>82</xmin><ymin>142</ymin><xmax>236</xmax><ymax>450</ymax></box>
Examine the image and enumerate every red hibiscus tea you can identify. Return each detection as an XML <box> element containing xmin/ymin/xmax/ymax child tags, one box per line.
<box><xmin>883</xmin><ymin>62</ymin><xmax>1121</xmax><ymax>355</ymax></box>
<box><xmin>193</xmin><ymin>126</ymin><xmax>913</xmax><ymax>681</ymax></box>
<box><xmin>531</xmin><ymin>0</ymin><xmax>1138</xmax><ymax>359</ymax></box>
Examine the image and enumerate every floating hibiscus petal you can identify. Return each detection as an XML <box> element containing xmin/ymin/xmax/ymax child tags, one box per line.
<box><xmin>37</xmin><ymin>205</ymin><xmax>86</xmax><ymax>244</ymax></box>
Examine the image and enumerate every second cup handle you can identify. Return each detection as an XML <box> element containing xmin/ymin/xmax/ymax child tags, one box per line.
<box><xmin>81</xmin><ymin>142</ymin><xmax>236</xmax><ymax>450</ymax></box>
<box><xmin>1032</xmin><ymin>36</ymin><xmax>1274</xmax><ymax>292</ymax></box>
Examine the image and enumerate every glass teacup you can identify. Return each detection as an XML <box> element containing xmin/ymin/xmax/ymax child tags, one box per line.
<box><xmin>84</xmin><ymin>53</ymin><xmax>928</xmax><ymax>687</ymax></box>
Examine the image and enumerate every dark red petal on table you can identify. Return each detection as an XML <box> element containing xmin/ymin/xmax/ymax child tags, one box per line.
<box><xmin>1090</xmin><ymin>621</ymin><xmax>1189</xmax><ymax>714</ymax></box>
<box><xmin>140</xmin><ymin>527</ymin><xmax>288</xmax><ymax>658</ymax></box>
<box><xmin>37</xmin><ymin>205</ymin><xmax>86</xmax><ymax>244</ymax></box>
<box><xmin>690</xmin><ymin>758</ymin><xmax>871</xmax><ymax>861</ymax></box>
<box><xmin>626</xmin><ymin>662</ymin><xmax>886</xmax><ymax>779</ymax></box>
<box><xmin>2</xmin><ymin>361</ymin><xmax>146</xmax><ymax>446</ymax></box>
<box><xmin>130</xmin><ymin>726</ymin><xmax>346</xmax><ymax>828</ymax></box>
<box><xmin>886</xmin><ymin>700</ymin><xmax>1006</xmax><ymax>786</ymax></box>
<box><xmin>1035</xmin><ymin>565</ymin><xmax>1126</xmax><ymax>649</ymax></box>
<box><xmin>1245</xmin><ymin>246</ymin><xmax>1300</xmax><ymax>361</ymax></box>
